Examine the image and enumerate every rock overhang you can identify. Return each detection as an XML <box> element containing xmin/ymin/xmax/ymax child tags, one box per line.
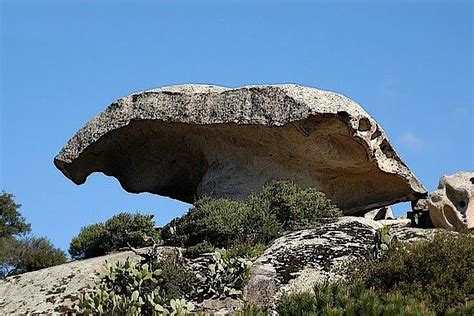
<box><xmin>54</xmin><ymin>84</ymin><xmax>427</xmax><ymax>214</ymax></box>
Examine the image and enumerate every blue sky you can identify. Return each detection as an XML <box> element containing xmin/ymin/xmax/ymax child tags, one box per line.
<box><xmin>1</xmin><ymin>0</ymin><xmax>472</xmax><ymax>252</ymax></box>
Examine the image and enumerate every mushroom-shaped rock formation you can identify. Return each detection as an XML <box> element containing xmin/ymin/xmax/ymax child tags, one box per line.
<box><xmin>428</xmin><ymin>172</ymin><xmax>474</xmax><ymax>231</ymax></box>
<box><xmin>54</xmin><ymin>84</ymin><xmax>426</xmax><ymax>214</ymax></box>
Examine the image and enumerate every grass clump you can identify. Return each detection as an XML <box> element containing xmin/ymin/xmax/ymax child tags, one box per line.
<box><xmin>277</xmin><ymin>282</ymin><xmax>434</xmax><ymax>316</ymax></box>
<box><xmin>353</xmin><ymin>232</ymin><xmax>474</xmax><ymax>314</ymax></box>
<box><xmin>275</xmin><ymin>231</ymin><xmax>474</xmax><ymax>315</ymax></box>
<box><xmin>162</xmin><ymin>180</ymin><xmax>341</xmax><ymax>256</ymax></box>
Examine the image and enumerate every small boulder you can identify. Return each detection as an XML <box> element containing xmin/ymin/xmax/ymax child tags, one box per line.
<box><xmin>363</xmin><ymin>206</ymin><xmax>394</xmax><ymax>220</ymax></box>
<box><xmin>412</xmin><ymin>198</ymin><xmax>430</xmax><ymax>212</ymax></box>
<box><xmin>428</xmin><ymin>172</ymin><xmax>474</xmax><ymax>231</ymax></box>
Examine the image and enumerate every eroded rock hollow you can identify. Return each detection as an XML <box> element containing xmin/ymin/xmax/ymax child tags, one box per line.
<box><xmin>428</xmin><ymin>172</ymin><xmax>474</xmax><ymax>231</ymax></box>
<box><xmin>54</xmin><ymin>84</ymin><xmax>426</xmax><ymax>214</ymax></box>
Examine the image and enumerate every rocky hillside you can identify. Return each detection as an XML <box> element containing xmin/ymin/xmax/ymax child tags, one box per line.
<box><xmin>0</xmin><ymin>217</ymin><xmax>435</xmax><ymax>314</ymax></box>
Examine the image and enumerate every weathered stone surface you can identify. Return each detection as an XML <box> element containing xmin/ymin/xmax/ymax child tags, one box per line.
<box><xmin>363</xmin><ymin>206</ymin><xmax>394</xmax><ymax>220</ymax></box>
<box><xmin>412</xmin><ymin>198</ymin><xmax>430</xmax><ymax>212</ymax></box>
<box><xmin>0</xmin><ymin>219</ymin><xmax>437</xmax><ymax>314</ymax></box>
<box><xmin>0</xmin><ymin>249</ymin><xmax>145</xmax><ymax>314</ymax></box>
<box><xmin>197</xmin><ymin>297</ymin><xmax>243</xmax><ymax>315</ymax></box>
<box><xmin>54</xmin><ymin>84</ymin><xmax>425</xmax><ymax>214</ymax></box>
<box><xmin>0</xmin><ymin>246</ymin><xmax>238</xmax><ymax>315</ymax></box>
<box><xmin>428</xmin><ymin>172</ymin><xmax>474</xmax><ymax>231</ymax></box>
<box><xmin>408</xmin><ymin>198</ymin><xmax>434</xmax><ymax>228</ymax></box>
<box><xmin>243</xmin><ymin>217</ymin><xmax>434</xmax><ymax>306</ymax></box>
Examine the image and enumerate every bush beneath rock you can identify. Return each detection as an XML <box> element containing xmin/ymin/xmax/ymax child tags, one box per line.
<box><xmin>162</xmin><ymin>181</ymin><xmax>341</xmax><ymax>256</ymax></box>
<box><xmin>69</xmin><ymin>212</ymin><xmax>160</xmax><ymax>259</ymax></box>
<box><xmin>352</xmin><ymin>231</ymin><xmax>474</xmax><ymax>314</ymax></box>
<box><xmin>162</xmin><ymin>197</ymin><xmax>278</xmax><ymax>250</ymax></box>
<box><xmin>258</xmin><ymin>180</ymin><xmax>340</xmax><ymax>230</ymax></box>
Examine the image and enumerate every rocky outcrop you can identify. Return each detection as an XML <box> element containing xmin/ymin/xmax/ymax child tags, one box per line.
<box><xmin>428</xmin><ymin>172</ymin><xmax>474</xmax><ymax>231</ymax></box>
<box><xmin>54</xmin><ymin>84</ymin><xmax>425</xmax><ymax>215</ymax></box>
<box><xmin>0</xmin><ymin>249</ymin><xmax>145</xmax><ymax>314</ymax></box>
<box><xmin>0</xmin><ymin>218</ymin><xmax>436</xmax><ymax>314</ymax></box>
<box><xmin>363</xmin><ymin>206</ymin><xmax>394</xmax><ymax>220</ymax></box>
<box><xmin>407</xmin><ymin>198</ymin><xmax>434</xmax><ymax>228</ymax></box>
<box><xmin>244</xmin><ymin>216</ymin><xmax>450</xmax><ymax>310</ymax></box>
<box><xmin>243</xmin><ymin>217</ymin><xmax>434</xmax><ymax>306</ymax></box>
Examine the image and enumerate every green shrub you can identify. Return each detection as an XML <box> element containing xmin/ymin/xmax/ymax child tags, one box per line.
<box><xmin>226</xmin><ymin>242</ymin><xmax>266</xmax><ymax>261</ymax></box>
<box><xmin>1</xmin><ymin>236</ymin><xmax>67</xmax><ymax>276</ymax></box>
<box><xmin>163</xmin><ymin>197</ymin><xmax>278</xmax><ymax>250</ymax></box>
<box><xmin>197</xmin><ymin>249</ymin><xmax>252</xmax><ymax>299</ymax></box>
<box><xmin>153</xmin><ymin>253</ymin><xmax>199</xmax><ymax>302</ymax></box>
<box><xmin>0</xmin><ymin>192</ymin><xmax>66</xmax><ymax>277</ymax></box>
<box><xmin>69</xmin><ymin>212</ymin><xmax>160</xmax><ymax>259</ymax></box>
<box><xmin>70</xmin><ymin>248</ymin><xmax>251</xmax><ymax>314</ymax></box>
<box><xmin>277</xmin><ymin>290</ymin><xmax>317</xmax><ymax>315</ymax></box>
<box><xmin>234</xmin><ymin>305</ymin><xmax>269</xmax><ymax>316</ymax></box>
<box><xmin>162</xmin><ymin>181</ymin><xmax>340</xmax><ymax>255</ymax></box>
<box><xmin>185</xmin><ymin>241</ymin><xmax>215</xmax><ymax>258</ymax></box>
<box><xmin>352</xmin><ymin>232</ymin><xmax>474</xmax><ymax>314</ymax></box>
<box><xmin>258</xmin><ymin>181</ymin><xmax>340</xmax><ymax>230</ymax></box>
<box><xmin>276</xmin><ymin>281</ymin><xmax>434</xmax><ymax>316</ymax></box>
<box><xmin>69</xmin><ymin>223</ymin><xmax>107</xmax><ymax>259</ymax></box>
<box><xmin>72</xmin><ymin>257</ymin><xmax>195</xmax><ymax>315</ymax></box>
<box><xmin>0</xmin><ymin>191</ymin><xmax>31</xmax><ymax>238</ymax></box>
<box><xmin>447</xmin><ymin>301</ymin><xmax>474</xmax><ymax>316</ymax></box>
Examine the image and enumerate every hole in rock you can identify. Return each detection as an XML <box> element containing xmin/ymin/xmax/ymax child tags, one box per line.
<box><xmin>358</xmin><ymin>118</ymin><xmax>371</xmax><ymax>131</ymax></box>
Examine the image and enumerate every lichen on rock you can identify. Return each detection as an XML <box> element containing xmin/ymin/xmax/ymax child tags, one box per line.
<box><xmin>243</xmin><ymin>217</ymin><xmax>435</xmax><ymax>307</ymax></box>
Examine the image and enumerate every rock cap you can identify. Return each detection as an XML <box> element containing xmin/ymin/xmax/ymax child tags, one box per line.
<box><xmin>54</xmin><ymin>84</ymin><xmax>426</xmax><ymax>214</ymax></box>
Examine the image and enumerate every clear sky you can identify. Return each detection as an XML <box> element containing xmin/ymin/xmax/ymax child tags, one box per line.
<box><xmin>1</xmin><ymin>0</ymin><xmax>472</xmax><ymax>252</ymax></box>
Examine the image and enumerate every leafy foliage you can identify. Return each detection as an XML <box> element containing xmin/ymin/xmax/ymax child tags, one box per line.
<box><xmin>225</xmin><ymin>242</ymin><xmax>267</xmax><ymax>261</ymax></box>
<box><xmin>162</xmin><ymin>181</ymin><xmax>340</xmax><ymax>256</ymax></box>
<box><xmin>447</xmin><ymin>301</ymin><xmax>474</xmax><ymax>316</ymax></box>
<box><xmin>163</xmin><ymin>197</ymin><xmax>278</xmax><ymax>250</ymax></box>
<box><xmin>151</xmin><ymin>252</ymin><xmax>198</xmax><ymax>303</ymax></box>
<box><xmin>69</xmin><ymin>223</ymin><xmax>107</xmax><ymax>259</ymax></box>
<box><xmin>0</xmin><ymin>236</ymin><xmax>67</xmax><ymax>277</ymax></box>
<box><xmin>72</xmin><ymin>257</ymin><xmax>194</xmax><ymax>315</ymax></box>
<box><xmin>71</xmin><ymin>247</ymin><xmax>251</xmax><ymax>315</ymax></box>
<box><xmin>0</xmin><ymin>191</ymin><xmax>31</xmax><ymax>238</ymax></box>
<box><xmin>353</xmin><ymin>232</ymin><xmax>474</xmax><ymax>314</ymax></box>
<box><xmin>195</xmin><ymin>249</ymin><xmax>252</xmax><ymax>299</ymax></box>
<box><xmin>184</xmin><ymin>241</ymin><xmax>215</xmax><ymax>258</ymax></box>
<box><xmin>258</xmin><ymin>180</ymin><xmax>340</xmax><ymax>230</ymax></box>
<box><xmin>232</xmin><ymin>305</ymin><xmax>269</xmax><ymax>316</ymax></box>
<box><xmin>276</xmin><ymin>281</ymin><xmax>434</xmax><ymax>316</ymax></box>
<box><xmin>372</xmin><ymin>225</ymin><xmax>398</xmax><ymax>258</ymax></box>
<box><xmin>69</xmin><ymin>212</ymin><xmax>160</xmax><ymax>259</ymax></box>
<box><xmin>0</xmin><ymin>191</ymin><xmax>66</xmax><ymax>277</ymax></box>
